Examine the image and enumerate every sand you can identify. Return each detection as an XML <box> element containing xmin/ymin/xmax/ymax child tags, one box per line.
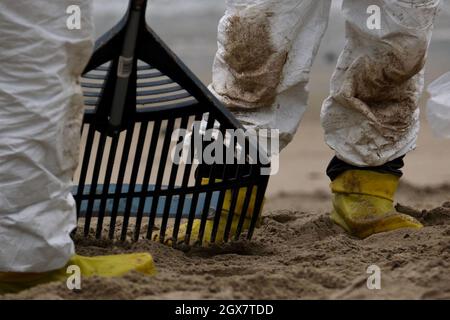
<box><xmin>2</xmin><ymin>181</ymin><xmax>449</xmax><ymax>300</ymax></box>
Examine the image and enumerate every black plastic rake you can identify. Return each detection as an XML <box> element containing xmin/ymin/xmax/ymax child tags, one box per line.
<box><xmin>72</xmin><ymin>0</ymin><xmax>270</xmax><ymax>246</ymax></box>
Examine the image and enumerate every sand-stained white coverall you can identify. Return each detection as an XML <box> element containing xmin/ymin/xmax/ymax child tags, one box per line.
<box><xmin>210</xmin><ymin>0</ymin><xmax>440</xmax><ymax>166</ymax></box>
<box><xmin>428</xmin><ymin>71</ymin><xmax>450</xmax><ymax>139</ymax></box>
<box><xmin>0</xmin><ymin>0</ymin><xmax>94</xmax><ymax>272</ymax></box>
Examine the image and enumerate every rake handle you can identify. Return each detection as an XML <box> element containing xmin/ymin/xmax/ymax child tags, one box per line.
<box><xmin>108</xmin><ymin>0</ymin><xmax>146</xmax><ymax>131</ymax></box>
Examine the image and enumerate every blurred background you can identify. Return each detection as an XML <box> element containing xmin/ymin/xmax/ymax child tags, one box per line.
<box><xmin>92</xmin><ymin>0</ymin><xmax>450</xmax><ymax>196</ymax></box>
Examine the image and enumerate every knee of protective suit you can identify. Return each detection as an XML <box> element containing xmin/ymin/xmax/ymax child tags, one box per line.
<box><xmin>211</xmin><ymin>2</ymin><xmax>289</xmax><ymax>111</ymax></box>
<box><xmin>381</xmin><ymin>0</ymin><xmax>440</xmax><ymax>74</ymax></box>
<box><xmin>344</xmin><ymin>0</ymin><xmax>438</xmax><ymax>79</ymax></box>
<box><xmin>210</xmin><ymin>0</ymin><xmax>332</xmax><ymax>110</ymax></box>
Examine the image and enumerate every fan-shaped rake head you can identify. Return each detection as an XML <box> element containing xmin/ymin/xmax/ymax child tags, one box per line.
<box><xmin>72</xmin><ymin>0</ymin><xmax>270</xmax><ymax>247</ymax></box>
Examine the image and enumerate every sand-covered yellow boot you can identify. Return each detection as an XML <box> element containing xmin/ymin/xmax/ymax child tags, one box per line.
<box><xmin>156</xmin><ymin>178</ymin><xmax>263</xmax><ymax>246</ymax></box>
<box><xmin>0</xmin><ymin>253</ymin><xmax>156</xmax><ymax>294</ymax></box>
<box><xmin>330</xmin><ymin>170</ymin><xmax>423</xmax><ymax>238</ymax></box>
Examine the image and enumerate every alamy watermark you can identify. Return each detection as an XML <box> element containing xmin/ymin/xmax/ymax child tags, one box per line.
<box><xmin>367</xmin><ymin>5</ymin><xmax>382</xmax><ymax>30</ymax></box>
<box><xmin>170</xmin><ymin>121</ymin><xmax>280</xmax><ymax>176</ymax></box>
<box><xmin>366</xmin><ymin>264</ymin><xmax>382</xmax><ymax>290</ymax></box>
<box><xmin>66</xmin><ymin>5</ymin><xmax>81</xmax><ymax>30</ymax></box>
<box><xmin>66</xmin><ymin>264</ymin><xmax>81</xmax><ymax>290</ymax></box>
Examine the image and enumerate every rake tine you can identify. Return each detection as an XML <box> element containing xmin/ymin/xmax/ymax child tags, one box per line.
<box><xmin>158</xmin><ymin>116</ymin><xmax>189</xmax><ymax>243</ymax></box>
<box><xmin>136</xmin><ymin>78</ymin><xmax>173</xmax><ymax>88</ymax></box>
<box><xmin>133</xmin><ymin>120</ymin><xmax>161</xmax><ymax>241</ymax></box>
<box><xmin>83</xmin><ymin>73</ymin><xmax>107</xmax><ymax>80</ymax></box>
<box><xmin>83</xmin><ymin>131</ymin><xmax>108</xmax><ymax>237</ymax></box>
<box><xmin>86</xmin><ymin>71</ymin><xmax>161</xmax><ymax>82</ymax></box>
<box><xmin>209</xmin><ymin>133</ymin><xmax>235</xmax><ymax>243</ymax></box>
<box><xmin>183</xmin><ymin>113</ymin><xmax>216</xmax><ymax>245</ymax></box>
<box><xmin>234</xmin><ymin>184</ymin><xmax>254</xmax><ymax>241</ymax></box>
<box><xmin>120</xmin><ymin>121</ymin><xmax>149</xmax><ymax>241</ymax></box>
<box><xmin>108</xmin><ymin>124</ymin><xmax>134</xmax><ymax>240</ymax></box>
<box><xmin>209</xmin><ymin>176</ymin><xmax>227</xmax><ymax>243</ymax></box>
<box><xmin>171</xmin><ymin>112</ymin><xmax>203</xmax><ymax>246</ymax></box>
<box><xmin>95</xmin><ymin>135</ymin><xmax>119</xmax><ymax>239</ymax></box>
<box><xmin>83</xmin><ymin>91</ymin><xmax>103</xmax><ymax>98</ymax></box>
<box><xmin>246</xmin><ymin>178</ymin><xmax>267</xmax><ymax>240</ymax></box>
<box><xmin>136</xmin><ymin>71</ymin><xmax>163</xmax><ymax>79</ymax></box>
<box><xmin>138</xmin><ymin>100</ymin><xmax>198</xmax><ymax>111</ymax></box>
<box><xmin>84</xmin><ymin>100</ymin><xmax>98</xmax><ymax>107</ymax></box>
<box><xmin>80</xmin><ymin>122</ymin><xmax>86</xmax><ymax>136</ymax></box>
<box><xmin>196</xmin><ymin>176</ymin><xmax>216</xmax><ymax>246</ymax></box>
<box><xmin>85</xmin><ymin>101</ymin><xmax>98</xmax><ymax>107</ymax></box>
<box><xmin>137</xmin><ymin>65</ymin><xmax>152</xmax><ymax>70</ymax></box>
<box><xmin>146</xmin><ymin>118</ymin><xmax>175</xmax><ymax>241</ymax></box>
<box><xmin>183</xmin><ymin>165</ymin><xmax>202</xmax><ymax>245</ymax></box>
<box><xmin>82</xmin><ymin>84</ymin><xmax>183</xmax><ymax>98</ymax></box>
<box><xmin>137</xmin><ymin>92</ymin><xmax>191</xmax><ymax>105</ymax></box>
<box><xmin>75</xmin><ymin>124</ymin><xmax>96</xmax><ymax>219</ymax></box>
<box><xmin>222</xmin><ymin>165</ymin><xmax>242</xmax><ymax>242</ymax></box>
<box><xmin>197</xmin><ymin>122</ymin><xmax>227</xmax><ymax>245</ymax></box>
<box><xmin>136</xmin><ymin>63</ymin><xmax>152</xmax><ymax>71</ymax></box>
<box><xmin>96</xmin><ymin>65</ymin><xmax>112</xmax><ymax>72</ymax></box>
<box><xmin>81</xmin><ymin>82</ymin><xmax>106</xmax><ymax>89</ymax></box>
<box><xmin>171</xmin><ymin>193</ymin><xmax>187</xmax><ymax>247</ymax></box>
<box><xmin>136</xmin><ymin>85</ymin><xmax>182</xmax><ymax>96</ymax></box>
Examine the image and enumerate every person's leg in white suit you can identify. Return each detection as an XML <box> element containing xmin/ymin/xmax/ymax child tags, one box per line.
<box><xmin>0</xmin><ymin>0</ymin><xmax>154</xmax><ymax>293</ymax></box>
<box><xmin>210</xmin><ymin>0</ymin><xmax>331</xmax><ymax>150</ymax></box>
<box><xmin>0</xmin><ymin>0</ymin><xmax>94</xmax><ymax>273</ymax></box>
<box><xmin>198</xmin><ymin>0</ymin><xmax>332</xmax><ymax>244</ymax></box>
<box><xmin>324</xmin><ymin>0</ymin><xmax>439</xmax><ymax>237</ymax></box>
<box><xmin>210</xmin><ymin>0</ymin><xmax>440</xmax><ymax>238</ymax></box>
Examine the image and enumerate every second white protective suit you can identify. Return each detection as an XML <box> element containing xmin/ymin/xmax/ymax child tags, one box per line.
<box><xmin>210</xmin><ymin>0</ymin><xmax>440</xmax><ymax>166</ymax></box>
<box><xmin>427</xmin><ymin>71</ymin><xmax>450</xmax><ymax>139</ymax></box>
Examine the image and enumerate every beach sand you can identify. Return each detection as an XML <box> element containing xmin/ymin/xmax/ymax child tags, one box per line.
<box><xmin>3</xmin><ymin>181</ymin><xmax>450</xmax><ymax>300</ymax></box>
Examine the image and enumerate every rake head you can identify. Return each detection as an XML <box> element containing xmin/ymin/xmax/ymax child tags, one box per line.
<box><xmin>72</xmin><ymin>0</ymin><xmax>270</xmax><ymax>247</ymax></box>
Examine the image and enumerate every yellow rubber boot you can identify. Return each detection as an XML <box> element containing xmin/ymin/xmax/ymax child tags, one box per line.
<box><xmin>155</xmin><ymin>178</ymin><xmax>263</xmax><ymax>246</ymax></box>
<box><xmin>0</xmin><ymin>253</ymin><xmax>156</xmax><ymax>294</ymax></box>
<box><xmin>330</xmin><ymin>170</ymin><xmax>423</xmax><ymax>239</ymax></box>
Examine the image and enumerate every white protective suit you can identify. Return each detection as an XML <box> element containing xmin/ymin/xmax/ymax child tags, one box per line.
<box><xmin>0</xmin><ymin>1</ymin><xmax>94</xmax><ymax>272</ymax></box>
<box><xmin>210</xmin><ymin>0</ymin><xmax>440</xmax><ymax>166</ymax></box>
<box><xmin>427</xmin><ymin>71</ymin><xmax>450</xmax><ymax>139</ymax></box>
